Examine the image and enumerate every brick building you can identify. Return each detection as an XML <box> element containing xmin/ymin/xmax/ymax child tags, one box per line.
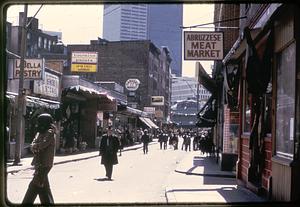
<box><xmin>221</xmin><ymin>3</ymin><xmax>300</xmax><ymax>201</ymax></box>
<box><xmin>212</xmin><ymin>4</ymin><xmax>240</xmax><ymax>170</ymax></box>
<box><xmin>66</xmin><ymin>39</ymin><xmax>172</xmax><ymax>124</ymax></box>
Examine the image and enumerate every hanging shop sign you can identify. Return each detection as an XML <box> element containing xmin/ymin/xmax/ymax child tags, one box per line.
<box><xmin>144</xmin><ymin>107</ymin><xmax>156</xmax><ymax>114</ymax></box>
<box><xmin>71</xmin><ymin>51</ymin><xmax>98</xmax><ymax>72</ymax></box>
<box><xmin>184</xmin><ymin>31</ymin><xmax>224</xmax><ymax>60</ymax></box>
<box><xmin>13</xmin><ymin>58</ymin><xmax>44</xmax><ymax>79</ymax></box>
<box><xmin>33</xmin><ymin>72</ymin><xmax>60</xmax><ymax>97</ymax></box>
<box><xmin>125</xmin><ymin>79</ymin><xmax>140</xmax><ymax>91</ymax></box>
<box><xmin>151</xmin><ymin>96</ymin><xmax>164</xmax><ymax>106</ymax></box>
<box><xmin>155</xmin><ymin>109</ymin><xmax>164</xmax><ymax>118</ymax></box>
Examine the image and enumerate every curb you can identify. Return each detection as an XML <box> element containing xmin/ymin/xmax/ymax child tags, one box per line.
<box><xmin>174</xmin><ymin>169</ymin><xmax>236</xmax><ymax>178</ymax></box>
<box><xmin>6</xmin><ymin>143</ymin><xmax>154</xmax><ymax>174</ymax></box>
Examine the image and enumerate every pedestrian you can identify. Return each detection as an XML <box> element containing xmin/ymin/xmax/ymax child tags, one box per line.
<box><xmin>172</xmin><ymin>133</ymin><xmax>179</xmax><ymax>150</ymax></box>
<box><xmin>181</xmin><ymin>133</ymin><xmax>187</xmax><ymax>150</ymax></box>
<box><xmin>22</xmin><ymin>113</ymin><xmax>56</xmax><ymax>205</ymax></box>
<box><xmin>117</xmin><ymin>129</ymin><xmax>124</xmax><ymax>156</ymax></box>
<box><xmin>185</xmin><ymin>134</ymin><xmax>191</xmax><ymax>151</ymax></box>
<box><xmin>158</xmin><ymin>130</ymin><xmax>164</xmax><ymax>149</ymax></box>
<box><xmin>141</xmin><ymin>129</ymin><xmax>150</xmax><ymax>154</ymax></box>
<box><xmin>63</xmin><ymin>121</ymin><xmax>75</xmax><ymax>153</ymax></box>
<box><xmin>163</xmin><ymin>132</ymin><xmax>168</xmax><ymax>150</ymax></box>
<box><xmin>99</xmin><ymin>126</ymin><xmax>120</xmax><ymax>180</ymax></box>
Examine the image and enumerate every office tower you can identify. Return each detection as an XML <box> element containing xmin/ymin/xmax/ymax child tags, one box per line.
<box><xmin>103</xmin><ymin>4</ymin><xmax>183</xmax><ymax>76</ymax></box>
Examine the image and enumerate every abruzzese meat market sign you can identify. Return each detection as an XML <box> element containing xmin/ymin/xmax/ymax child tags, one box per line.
<box><xmin>184</xmin><ymin>31</ymin><xmax>224</xmax><ymax>60</ymax></box>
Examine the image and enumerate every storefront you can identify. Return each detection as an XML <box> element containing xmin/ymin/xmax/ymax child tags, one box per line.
<box><xmin>5</xmin><ymin>66</ymin><xmax>62</xmax><ymax>158</ymax></box>
<box><xmin>5</xmin><ymin>91</ymin><xmax>61</xmax><ymax>158</ymax></box>
<box><xmin>62</xmin><ymin>76</ymin><xmax>119</xmax><ymax>150</ymax></box>
<box><xmin>222</xmin><ymin>4</ymin><xmax>300</xmax><ymax>201</ymax></box>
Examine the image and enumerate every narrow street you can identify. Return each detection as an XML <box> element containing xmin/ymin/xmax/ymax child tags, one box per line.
<box><xmin>7</xmin><ymin>141</ymin><xmax>187</xmax><ymax>204</ymax></box>
<box><xmin>6</xmin><ymin>139</ymin><xmax>264</xmax><ymax>205</ymax></box>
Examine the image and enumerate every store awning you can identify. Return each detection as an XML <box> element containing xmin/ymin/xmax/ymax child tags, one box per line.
<box><xmin>197</xmin><ymin>64</ymin><xmax>217</xmax><ymax>94</ymax></box>
<box><xmin>139</xmin><ymin>117</ymin><xmax>159</xmax><ymax>129</ymax></box>
<box><xmin>117</xmin><ymin>106</ymin><xmax>150</xmax><ymax>117</ymax></box>
<box><xmin>196</xmin><ymin>96</ymin><xmax>217</xmax><ymax>128</ymax></box>
<box><xmin>26</xmin><ymin>96</ymin><xmax>60</xmax><ymax>109</ymax></box>
<box><xmin>6</xmin><ymin>92</ymin><xmax>60</xmax><ymax>109</ymax></box>
<box><xmin>68</xmin><ymin>85</ymin><xmax>115</xmax><ymax>101</ymax></box>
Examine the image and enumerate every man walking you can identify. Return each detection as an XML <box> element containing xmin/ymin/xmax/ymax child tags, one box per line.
<box><xmin>99</xmin><ymin>126</ymin><xmax>120</xmax><ymax>180</ymax></box>
<box><xmin>22</xmin><ymin>113</ymin><xmax>56</xmax><ymax>205</ymax></box>
<box><xmin>141</xmin><ymin>129</ymin><xmax>150</xmax><ymax>154</ymax></box>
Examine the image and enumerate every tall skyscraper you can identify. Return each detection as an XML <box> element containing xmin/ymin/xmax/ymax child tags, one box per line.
<box><xmin>103</xmin><ymin>4</ymin><xmax>183</xmax><ymax>76</ymax></box>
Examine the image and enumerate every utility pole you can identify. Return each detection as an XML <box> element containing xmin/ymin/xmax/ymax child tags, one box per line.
<box><xmin>14</xmin><ymin>5</ymin><xmax>28</xmax><ymax>165</ymax></box>
<box><xmin>196</xmin><ymin>62</ymin><xmax>200</xmax><ymax>137</ymax></box>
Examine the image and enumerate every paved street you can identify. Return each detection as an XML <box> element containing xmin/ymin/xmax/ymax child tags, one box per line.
<box><xmin>6</xmin><ymin>139</ymin><xmax>266</xmax><ymax>205</ymax></box>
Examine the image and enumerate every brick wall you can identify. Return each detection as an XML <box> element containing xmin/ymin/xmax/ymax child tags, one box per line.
<box><xmin>223</xmin><ymin>105</ymin><xmax>231</xmax><ymax>153</ymax></box>
<box><xmin>238</xmin><ymin>135</ymin><xmax>272</xmax><ymax>193</ymax></box>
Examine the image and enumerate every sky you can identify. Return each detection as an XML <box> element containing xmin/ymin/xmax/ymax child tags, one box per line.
<box><xmin>6</xmin><ymin>3</ymin><xmax>214</xmax><ymax>77</ymax></box>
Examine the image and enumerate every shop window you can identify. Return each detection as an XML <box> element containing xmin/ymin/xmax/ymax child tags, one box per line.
<box><xmin>275</xmin><ymin>42</ymin><xmax>295</xmax><ymax>159</ymax></box>
<box><xmin>243</xmin><ymin>80</ymin><xmax>251</xmax><ymax>133</ymax></box>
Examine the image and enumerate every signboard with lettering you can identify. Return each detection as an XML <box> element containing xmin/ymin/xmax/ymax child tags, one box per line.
<box><xmin>144</xmin><ymin>107</ymin><xmax>155</xmax><ymax>114</ymax></box>
<box><xmin>13</xmin><ymin>59</ymin><xmax>44</xmax><ymax>79</ymax></box>
<box><xmin>155</xmin><ymin>109</ymin><xmax>164</xmax><ymax>118</ymax></box>
<box><xmin>34</xmin><ymin>72</ymin><xmax>60</xmax><ymax>97</ymax></box>
<box><xmin>184</xmin><ymin>31</ymin><xmax>224</xmax><ymax>60</ymax></box>
<box><xmin>71</xmin><ymin>51</ymin><xmax>98</xmax><ymax>72</ymax></box>
<box><xmin>125</xmin><ymin>79</ymin><xmax>140</xmax><ymax>91</ymax></box>
<box><xmin>151</xmin><ymin>96</ymin><xmax>164</xmax><ymax>106</ymax></box>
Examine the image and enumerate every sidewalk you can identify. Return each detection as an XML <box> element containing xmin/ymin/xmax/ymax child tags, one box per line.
<box><xmin>6</xmin><ymin>142</ymin><xmax>147</xmax><ymax>174</ymax></box>
<box><xmin>165</xmin><ymin>151</ymin><xmax>267</xmax><ymax>204</ymax></box>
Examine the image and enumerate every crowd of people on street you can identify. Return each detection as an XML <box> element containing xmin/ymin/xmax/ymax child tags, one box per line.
<box><xmin>22</xmin><ymin>112</ymin><xmax>215</xmax><ymax>205</ymax></box>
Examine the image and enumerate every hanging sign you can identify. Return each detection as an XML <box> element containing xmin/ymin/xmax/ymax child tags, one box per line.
<box><xmin>33</xmin><ymin>72</ymin><xmax>59</xmax><ymax>97</ymax></box>
<box><xmin>144</xmin><ymin>107</ymin><xmax>155</xmax><ymax>114</ymax></box>
<box><xmin>71</xmin><ymin>51</ymin><xmax>98</xmax><ymax>72</ymax></box>
<box><xmin>151</xmin><ymin>96</ymin><xmax>164</xmax><ymax>106</ymax></box>
<box><xmin>13</xmin><ymin>58</ymin><xmax>44</xmax><ymax>79</ymax></box>
<box><xmin>184</xmin><ymin>31</ymin><xmax>224</xmax><ymax>60</ymax></box>
<box><xmin>125</xmin><ymin>79</ymin><xmax>140</xmax><ymax>91</ymax></box>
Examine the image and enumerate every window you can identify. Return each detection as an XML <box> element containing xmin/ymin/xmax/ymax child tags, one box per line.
<box><xmin>275</xmin><ymin>42</ymin><xmax>296</xmax><ymax>159</ymax></box>
<box><xmin>27</xmin><ymin>33</ymin><xmax>31</xmax><ymax>40</ymax></box>
<box><xmin>44</xmin><ymin>38</ymin><xmax>47</xmax><ymax>49</ymax></box>
<box><xmin>48</xmin><ymin>40</ymin><xmax>51</xmax><ymax>50</ymax></box>
<box><xmin>38</xmin><ymin>36</ymin><xmax>42</xmax><ymax>48</ymax></box>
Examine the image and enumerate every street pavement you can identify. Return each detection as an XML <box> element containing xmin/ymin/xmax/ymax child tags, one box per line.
<box><xmin>5</xmin><ymin>139</ymin><xmax>267</xmax><ymax>205</ymax></box>
<box><xmin>164</xmin><ymin>150</ymin><xmax>267</xmax><ymax>204</ymax></box>
<box><xmin>6</xmin><ymin>142</ymin><xmax>146</xmax><ymax>174</ymax></box>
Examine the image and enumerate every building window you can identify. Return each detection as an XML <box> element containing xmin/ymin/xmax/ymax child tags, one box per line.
<box><xmin>38</xmin><ymin>37</ymin><xmax>42</xmax><ymax>48</ymax></box>
<box><xmin>27</xmin><ymin>33</ymin><xmax>31</xmax><ymax>40</ymax></box>
<box><xmin>275</xmin><ymin>42</ymin><xmax>296</xmax><ymax>159</ymax></box>
<box><xmin>48</xmin><ymin>40</ymin><xmax>51</xmax><ymax>50</ymax></box>
<box><xmin>44</xmin><ymin>38</ymin><xmax>47</xmax><ymax>49</ymax></box>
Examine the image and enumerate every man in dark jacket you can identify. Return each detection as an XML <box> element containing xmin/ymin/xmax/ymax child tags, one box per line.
<box><xmin>141</xmin><ymin>129</ymin><xmax>150</xmax><ymax>154</ymax></box>
<box><xmin>22</xmin><ymin>113</ymin><xmax>56</xmax><ymax>205</ymax></box>
<box><xmin>99</xmin><ymin>126</ymin><xmax>120</xmax><ymax>180</ymax></box>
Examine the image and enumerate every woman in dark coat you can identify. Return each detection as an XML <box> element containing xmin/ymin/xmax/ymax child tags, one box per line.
<box><xmin>99</xmin><ymin>126</ymin><xmax>120</xmax><ymax>180</ymax></box>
